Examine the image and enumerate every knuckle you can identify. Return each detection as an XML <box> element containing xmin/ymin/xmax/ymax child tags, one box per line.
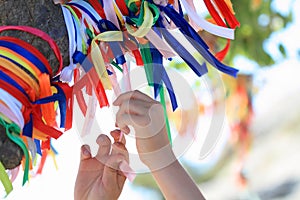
<box><xmin>133</xmin><ymin>90</ymin><xmax>140</xmax><ymax>95</ymax></box>
<box><xmin>112</xmin><ymin>142</ymin><xmax>125</xmax><ymax>151</ymax></box>
<box><xmin>132</xmin><ymin>90</ymin><xmax>140</xmax><ymax>98</ymax></box>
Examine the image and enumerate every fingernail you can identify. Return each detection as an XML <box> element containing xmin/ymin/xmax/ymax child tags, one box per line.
<box><xmin>96</xmin><ymin>137</ymin><xmax>102</xmax><ymax>144</ymax></box>
<box><xmin>119</xmin><ymin>161</ymin><xmax>136</xmax><ymax>182</ymax></box>
<box><xmin>123</xmin><ymin>126</ymin><xmax>130</xmax><ymax>134</ymax></box>
<box><xmin>82</xmin><ymin>146</ymin><xmax>90</xmax><ymax>156</ymax></box>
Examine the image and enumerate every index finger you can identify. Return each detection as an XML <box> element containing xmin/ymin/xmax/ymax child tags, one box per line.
<box><xmin>110</xmin><ymin>129</ymin><xmax>126</xmax><ymax>145</ymax></box>
<box><xmin>113</xmin><ymin>90</ymin><xmax>155</xmax><ymax>106</ymax></box>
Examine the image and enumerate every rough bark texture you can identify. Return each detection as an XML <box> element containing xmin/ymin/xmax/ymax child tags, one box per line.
<box><xmin>0</xmin><ymin>125</ymin><xmax>24</xmax><ymax>169</ymax></box>
<box><xmin>0</xmin><ymin>0</ymin><xmax>69</xmax><ymax>169</ymax></box>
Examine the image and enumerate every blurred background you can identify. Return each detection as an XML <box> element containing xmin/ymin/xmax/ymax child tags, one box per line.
<box><xmin>2</xmin><ymin>0</ymin><xmax>300</xmax><ymax>199</ymax></box>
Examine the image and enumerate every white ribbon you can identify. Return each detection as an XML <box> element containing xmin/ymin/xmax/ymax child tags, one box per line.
<box><xmin>103</xmin><ymin>0</ymin><xmax>120</xmax><ymax>29</ymax></box>
<box><xmin>0</xmin><ymin>89</ymin><xmax>24</xmax><ymax>128</ymax></box>
<box><xmin>80</xmin><ymin>92</ymin><xmax>97</xmax><ymax>137</ymax></box>
<box><xmin>146</xmin><ymin>28</ymin><xmax>177</xmax><ymax>58</ymax></box>
<box><xmin>71</xmin><ymin>0</ymin><xmax>102</xmax><ymax>22</ymax></box>
<box><xmin>62</xmin><ymin>5</ymin><xmax>77</xmax><ymax>67</ymax></box>
<box><xmin>180</xmin><ymin>0</ymin><xmax>235</xmax><ymax>39</ymax></box>
<box><xmin>26</xmin><ymin>137</ymin><xmax>37</xmax><ymax>162</ymax></box>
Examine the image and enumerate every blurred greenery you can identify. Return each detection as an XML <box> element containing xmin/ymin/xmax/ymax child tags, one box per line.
<box><xmin>224</xmin><ymin>0</ymin><xmax>293</xmax><ymax>66</ymax></box>
<box><xmin>167</xmin><ymin>0</ymin><xmax>294</xmax><ymax>72</ymax></box>
<box><xmin>133</xmin><ymin>0</ymin><xmax>295</xmax><ymax>195</ymax></box>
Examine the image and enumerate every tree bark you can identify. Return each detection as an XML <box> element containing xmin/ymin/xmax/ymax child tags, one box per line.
<box><xmin>0</xmin><ymin>0</ymin><xmax>69</xmax><ymax>169</ymax></box>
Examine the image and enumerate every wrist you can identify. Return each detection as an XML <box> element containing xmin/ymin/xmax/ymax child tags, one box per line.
<box><xmin>139</xmin><ymin>144</ymin><xmax>177</xmax><ymax>171</ymax></box>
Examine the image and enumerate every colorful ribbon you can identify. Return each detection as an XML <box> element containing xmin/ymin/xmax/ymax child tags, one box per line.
<box><xmin>1</xmin><ymin>0</ymin><xmax>242</xmax><ymax>194</ymax></box>
<box><xmin>0</xmin><ymin>25</ymin><xmax>73</xmax><ymax>195</ymax></box>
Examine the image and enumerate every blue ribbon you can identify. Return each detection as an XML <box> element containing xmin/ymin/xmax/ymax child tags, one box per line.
<box><xmin>99</xmin><ymin>0</ymin><xmax>104</xmax><ymax>7</ymax></box>
<box><xmin>156</xmin><ymin>19</ymin><xmax>208</xmax><ymax>77</ymax></box>
<box><xmin>160</xmin><ymin>4</ymin><xmax>239</xmax><ymax>77</ymax></box>
<box><xmin>53</xmin><ymin>85</ymin><xmax>67</xmax><ymax>128</ymax></box>
<box><xmin>0</xmin><ymin>40</ymin><xmax>49</xmax><ymax>74</ymax></box>
<box><xmin>68</xmin><ymin>2</ymin><xmax>99</xmax><ymax>23</ymax></box>
<box><xmin>68</xmin><ymin>2</ymin><xmax>126</xmax><ymax>65</ymax></box>
<box><xmin>0</xmin><ymin>70</ymin><xmax>29</xmax><ymax>99</ymax></box>
<box><xmin>73</xmin><ymin>51</ymin><xmax>93</xmax><ymax>72</ymax></box>
<box><xmin>0</xmin><ymin>55</ymin><xmax>40</xmax><ymax>84</ymax></box>
<box><xmin>22</xmin><ymin>114</ymin><xmax>33</xmax><ymax>138</ymax></box>
<box><xmin>150</xmin><ymin>44</ymin><xmax>178</xmax><ymax>111</ymax></box>
<box><xmin>73</xmin><ymin>50</ymin><xmax>112</xmax><ymax>75</ymax></box>
<box><xmin>0</xmin><ymin>68</ymin><xmax>34</xmax><ymax>138</ymax></box>
<box><xmin>50</xmin><ymin>139</ymin><xmax>58</xmax><ymax>155</ymax></box>
<box><xmin>34</xmin><ymin>85</ymin><xmax>67</xmax><ymax>129</ymax></box>
<box><xmin>34</xmin><ymin>139</ymin><xmax>42</xmax><ymax>156</ymax></box>
<box><xmin>107</xmin><ymin>69</ymin><xmax>113</xmax><ymax>75</ymax></box>
<box><xmin>98</xmin><ymin>19</ymin><xmax>126</xmax><ymax>65</ymax></box>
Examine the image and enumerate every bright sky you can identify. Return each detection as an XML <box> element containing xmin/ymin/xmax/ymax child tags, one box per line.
<box><xmin>2</xmin><ymin>0</ymin><xmax>300</xmax><ymax>199</ymax></box>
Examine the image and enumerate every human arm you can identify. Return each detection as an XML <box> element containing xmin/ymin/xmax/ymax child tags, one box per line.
<box><xmin>113</xmin><ymin>90</ymin><xmax>205</xmax><ymax>200</ymax></box>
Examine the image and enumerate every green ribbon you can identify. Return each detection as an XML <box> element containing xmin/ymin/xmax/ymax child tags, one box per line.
<box><xmin>129</xmin><ymin>1</ymin><xmax>159</xmax><ymax>26</ymax></box>
<box><xmin>159</xmin><ymin>87</ymin><xmax>172</xmax><ymax>145</ymax></box>
<box><xmin>147</xmin><ymin>3</ymin><xmax>160</xmax><ymax>24</ymax></box>
<box><xmin>139</xmin><ymin>43</ymin><xmax>154</xmax><ymax>87</ymax></box>
<box><xmin>0</xmin><ymin>161</ymin><xmax>13</xmax><ymax>196</ymax></box>
<box><xmin>0</xmin><ymin>117</ymin><xmax>29</xmax><ymax>186</ymax></box>
<box><xmin>126</xmin><ymin>0</ymin><xmax>139</xmax><ymax>13</ymax></box>
<box><xmin>86</xmin><ymin>28</ymin><xmax>95</xmax><ymax>40</ymax></box>
<box><xmin>110</xmin><ymin>60</ymin><xmax>123</xmax><ymax>72</ymax></box>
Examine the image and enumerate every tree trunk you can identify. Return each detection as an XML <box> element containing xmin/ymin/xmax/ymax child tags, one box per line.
<box><xmin>0</xmin><ymin>0</ymin><xmax>68</xmax><ymax>169</ymax></box>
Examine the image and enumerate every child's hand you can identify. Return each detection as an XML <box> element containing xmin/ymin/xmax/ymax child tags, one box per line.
<box><xmin>74</xmin><ymin>130</ymin><xmax>128</xmax><ymax>200</ymax></box>
<box><xmin>113</xmin><ymin>90</ymin><xmax>175</xmax><ymax>170</ymax></box>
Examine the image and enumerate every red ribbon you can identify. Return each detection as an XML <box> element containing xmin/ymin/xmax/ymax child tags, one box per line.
<box><xmin>0</xmin><ymin>36</ymin><xmax>52</xmax><ymax>77</ymax></box>
<box><xmin>53</xmin><ymin>82</ymin><xmax>74</xmax><ymax>131</ymax></box>
<box><xmin>0</xmin><ymin>79</ymin><xmax>63</xmax><ymax>139</ymax></box>
<box><xmin>215</xmin><ymin>39</ymin><xmax>230</xmax><ymax>62</ymax></box>
<box><xmin>0</xmin><ymin>67</ymin><xmax>36</xmax><ymax>101</ymax></box>
<box><xmin>115</xmin><ymin>0</ymin><xmax>129</xmax><ymax>16</ymax></box>
<box><xmin>203</xmin><ymin>0</ymin><xmax>227</xmax><ymax>27</ymax></box>
<box><xmin>88</xmin><ymin>0</ymin><xmax>106</xmax><ymax>19</ymax></box>
<box><xmin>0</xmin><ymin>26</ymin><xmax>63</xmax><ymax>76</ymax></box>
<box><xmin>213</xmin><ymin>0</ymin><xmax>240</xmax><ymax>29</ymax></box>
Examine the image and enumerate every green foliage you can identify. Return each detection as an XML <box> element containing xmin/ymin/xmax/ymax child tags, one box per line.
<box><xmin>224</xmin><ymin>0</ymin><xmax>293</xmax><ymax>67</ymax></box>
<box><xmin>168</xmin><ymin>1</ymin><xmax>293</xmax><ymax>70</ymax></box>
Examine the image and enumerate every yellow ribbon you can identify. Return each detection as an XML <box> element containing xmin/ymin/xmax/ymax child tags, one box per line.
<box><xmin>125</xmin><ymin>1</ymin><xmax>153</xmax><ymax>38</ymax></box>
<box><xmin>113</xmin><ymin>1</ymin><xmax>125</xmax><ymax>26</ymax></box>
<box><xmin>0</xmin><ymin>113</ymin><xmax>12</xmax><ymax>124</ymax></box>
<box><xmin>0</xmin><ymin>161</ymin><xmax>13</xmax><ymax>196</ymax></box>
<box><xmin>32</xmin><ymin>127</ymin><xmax>49</xmax><ymax>141</ymax></box>
<box><xmin>0</xmin><ymin>48</ymin><xmax>39</xmax><ymax>78</ymax></box>
<box><xmin>0</xmin><ymin>57</ymin><xmax>40</xmax><ymax>96</ymax></box>
<box><xmin>49</xmin><ymin>149</ymin><xmax>58</xmax><ymax>170</ymax></box>
<box><xmin>91</xmin><ymin>31</ymin><xmax>123</xmax><ymax>89</ymax></box>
